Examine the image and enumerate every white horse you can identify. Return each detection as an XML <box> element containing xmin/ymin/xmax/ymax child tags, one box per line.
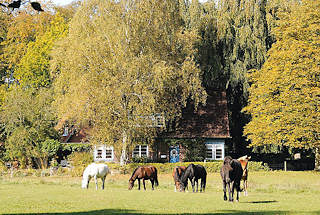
<box><xmin>81</xmin><ymin>163</ymin><xmax>110</xmax><ymax>190</ymax></box>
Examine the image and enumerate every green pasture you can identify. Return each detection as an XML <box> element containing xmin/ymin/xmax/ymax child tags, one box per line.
<box><xmin>0</xmin><ymin>171</ymin><xmax>320</xmax><ymax>215</ymax></box>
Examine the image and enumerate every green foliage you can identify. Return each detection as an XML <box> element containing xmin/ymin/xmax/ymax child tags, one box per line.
<box><xmin>15</xmin><ymin>14</ymin><xmax>68</xmax><ymax>88</ymax></box>
<box><xmin>180</xmin><ymin>139</ymin><xmax>207</xmax><ymax>162</ymax></box>
<box><xmin>62</xmin><ymin>143</ymin><xmax>91</xmax><ymax>152</ymax></box>
<box><xmin>40</xmin><ymin>139</ymin><xmax>61</xmax><ymax>158</ymax></box>
<box><xmin>243</xmin><ymin>0</ymin><xmax>320</xmax><ymax>151</ymax></box>
<box><xmin>68</xmin><ymin>152</ymin><xmax>93</xmax><ymax>177</ymax></box>
<box><xmin>0</xmin><ymin>87</ymin><xmax>59</xmax><ymax>168</ymax></box>
<box><xmin>90</xmin><ymin>161</ymin><xmax>269</xmax><ymax>176</ymax></box>
<box><xmin>52</xmin><ymin>0</ymin><xmax>207</xmax><ymax>164</ymax></box>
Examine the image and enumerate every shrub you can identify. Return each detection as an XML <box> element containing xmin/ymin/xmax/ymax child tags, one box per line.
<box><xmin>101</xmin><ymin>161</ymin><xmax>269</xmax><ymax>174</ymax></box>
<box><xmin>68</xmin><ymin>152</ymin><xmax>93</xmax><ymax>177</ymax></box>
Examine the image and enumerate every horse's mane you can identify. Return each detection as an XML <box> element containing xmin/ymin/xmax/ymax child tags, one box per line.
<box><xmin>130</xmin><ymin>167</ymin><xmax>140</xmax><ymax>180</ymax></box>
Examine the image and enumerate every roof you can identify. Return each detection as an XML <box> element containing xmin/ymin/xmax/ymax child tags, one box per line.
<box><xmin>61</xmin><ymin>127</ymin><xmax>89</xmax><ymax>143</ymax></box>
<box><xmin>164</xmin><ymin>91</ymin><xmax>230</xmax><ymax>139</ymax></box>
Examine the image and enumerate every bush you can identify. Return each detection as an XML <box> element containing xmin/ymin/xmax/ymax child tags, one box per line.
<box><xmin>102</xmin><ymin>161</ymin><xmax>269</xmax><ymax>174</ymax></box>
<box><xmin>68</xmin><ymin>152</ymin><xmax>93</xmax><ymax>177</ymax></box>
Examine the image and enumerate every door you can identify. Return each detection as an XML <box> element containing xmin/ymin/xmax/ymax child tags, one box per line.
<box><xmin>169</xmin><ymin>146</ymin><xmax>179</xmax><ymax>163</ymax></box>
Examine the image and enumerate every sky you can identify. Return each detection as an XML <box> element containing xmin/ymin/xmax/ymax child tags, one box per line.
<box><xmin>52</xmin><ymin>0</ymin><xmax>75</xmax><ymax>6</ymax></box>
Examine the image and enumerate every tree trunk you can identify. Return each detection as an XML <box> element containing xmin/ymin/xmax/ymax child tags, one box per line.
<box><xmin>120</xmin><ymin>130</ymin><xmax>128</xmax><ymax>166</ymax></box>
<box><xmin>315</xmin><ymin>147</ymin><xmax>320</xmax><ymax>171</ymax></box>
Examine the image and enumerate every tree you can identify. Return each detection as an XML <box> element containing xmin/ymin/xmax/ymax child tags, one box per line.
<box><xmin>0</xmin><ymin>87</ymin><xmax>59</xmax><ymax>168</ymax></box>
<box><xmin>52</xmin><ymin>0</ymin><xmax>206</xmax><ymax>165</ymax></box>
<box><xmin>215</xmin><ymin>0</ymin><xmax>269</xmax><ymax>154</ymax></box>
<box><xmin>15</xmin><ymin>14</ymin><xmax>68</xmax><ymax>88</ymax></box>
<box><xmin>243</xmin><ymin>0</ymin><xmax>320</xmax><ymax>168</ymax></box>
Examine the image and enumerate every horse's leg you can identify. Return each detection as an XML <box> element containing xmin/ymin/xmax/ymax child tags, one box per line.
<box><xmin>94</xmin><ymin>176</ymin><xmax>98</xmax><ymax>190</ymax></box>
<box><xmin>244</xmin><ymin>179</ymin><xmax>248</xmax><ymax>196</ymax></box>
<box><xmin>151</xmin><ymin>179</ymin><xmax>154</xmax><ymax>190</ymax></box>
<box><xmin>190</xmin><ymin>178</ymin><xmax>195</xmax><ymax>192</ymax></box>
<box><xmin>195</xmin><ymin>179</ymin><xmax>199</xmax><ymax>192</ymax></box>
<box><xmin>102</xmin><ymin>176</ymin><xmax>106</xmax><ymax>190</ymax></box>
<box><xmin>227</xmin><ymin>182</ymin><xmax>232</xmax><ymax>202</ymax></box>
<box><xmin>138</xmin><ymin>179</ymin><xmax>141</xmax><ymax>190</ymax></box>
<box><xmin>143</xmin><ymin>179</ymin><xmax>146</xmax><ymax>190</ymax></box>
<box><xmin>200</xmin><ymin>178</ymin><xmax>204</xmax><ymax>192</ymax></box>
<box><xmin>236</xmin><ymin>182</ymin><xmax>240</xmax><ymax>202</ymax></box>
<box><xmin>230</xmin><ymin>181</ymin><xmax>235</xmax><ymax>202</ymax></box>
<box><xmin>223</xmin><ymin>181</ymin><xmax>227</xmax><ymax>201</ymax></box>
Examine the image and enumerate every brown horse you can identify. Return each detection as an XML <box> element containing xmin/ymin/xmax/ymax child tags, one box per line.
<box><xmin>172</xmin><ymin>166</ymin><xmax>186</xmax><ymax>192</ymax></box>
<box><xmin>128</xmin><ymin>166</ymin><xmax>159</xmax><ymax>190</ymax></box>
<box><xmin>237</xmin><ymin>155</ymin><xmax>251</xmax><ymax>196</ymax></box>
<box><xmin>220</xmin><ymin>156</ymin><xmax>243</xmax><ymax>202</ymax></box>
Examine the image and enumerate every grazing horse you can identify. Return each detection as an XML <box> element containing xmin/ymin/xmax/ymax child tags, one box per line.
<box><xmin>179</xmin><ymin>164</ymin><xmax>207</xmax><ymax>192</ymax></box>
<box><xmin>81</xmin><ymin>163</ymin><xmax>110</xmax><ymax>190</ymax></box>
<box><xmin>128</xmin><ymin>166</ymin><xmax>159</xmax><ymax>190</ymax></box>
<box><xmin>172</xmin><ymin>166</ymin><xmax>187</xmax><ymax>192</ymax></box>
<box><xmin>237</xmin><ymin>155</ymin><xmax>251</xmax><ymax>196</ymax></box>
<box><xmin>220</xmin><ymin>156</ymin><xmax>243</xmax><ymax>202</ymax></box>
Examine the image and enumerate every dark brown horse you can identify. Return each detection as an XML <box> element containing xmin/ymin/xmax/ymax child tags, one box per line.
<box><xmin>172</xmin><ymin>166</ymin><xmax>187</xmax><ymax>192</ymax></box>
<box><xmin>128</xmin><ymin>166</ymin><xmax>159</xmax><ymax>190</ymax></box>
<box><xmin>220</xmin><ymin>156</ymin><xmax>243</xmax><ymax>202</ymax></box>
<box><xmin>237</xmin><ymin>155</ymin><xmax>251</xmax><ymax>196</ymax></box>
<box><xmin>179</xmin><ymin>164</ymin><xmax>207</xmax><ymax>192</ymax></box>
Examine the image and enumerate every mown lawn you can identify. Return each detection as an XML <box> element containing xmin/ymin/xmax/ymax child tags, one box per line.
<box><xmin>0</xmin><ymin>171</ymin><xmax>320</xmax><ymax>215</ymax></box>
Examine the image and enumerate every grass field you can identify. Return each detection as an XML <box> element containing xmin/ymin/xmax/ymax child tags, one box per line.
<box><xmin>1</xmin><ymin>171</ymin><xmax>320</xmax><ymax>215</ymax></box>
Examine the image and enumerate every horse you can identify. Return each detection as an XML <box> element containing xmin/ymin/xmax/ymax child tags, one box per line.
<box><xmin>237</xmin><ymin>155</ymin><xmax>251</xmax><ymax>196</ymax></box>
<box><xmin>220</xmin><ymin>156</ymin><xmax>243</xmax><ymax>202</ymax></box>
<box><xmin>128</xmin><ymin>166</ymin><xmax>159</xmax><ymax>190</ymax></box>
<box><xmin>172</xmin><ymin>166</ymin><xmax>187</xmax><ymax>192</ymax></box>
<box><xmin>179</xmin><ymin>164</ymin><xmax>207</xmax><ymax>192</ymax></box>
<box><xmin>81</xmin><ymin>163</ymin><xmax>110</xmax><ymax>190</ymax></box>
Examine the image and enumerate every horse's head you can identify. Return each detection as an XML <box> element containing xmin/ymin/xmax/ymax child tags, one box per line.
<box><xmin>128</xmin><ymin>178</ymin><xmax>134</xmax><ymax>190</ymax></box>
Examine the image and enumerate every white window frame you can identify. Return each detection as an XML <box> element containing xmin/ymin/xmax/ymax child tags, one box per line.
<box><xmin>94</xmin><ymin>145</ymin><xmax>114</xmax><ymax>162</ymax></box>
<box><xmin>105</xmin><ymin>146</ymin><xmax>114</xmax><ymax>161</ymax></box>
<box><xmin>206</xmin><ymin>143</ymin><xmax>224</xmax><ymax>160</ymax></box>
<box><xmin>132</xmin><ymin>145</ymin><xmax>149</xmax><ymax>158</ymax></box>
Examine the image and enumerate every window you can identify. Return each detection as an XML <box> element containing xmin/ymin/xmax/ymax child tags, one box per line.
<box><xmin>97</xmin><ymin>149</ymin><xmax>103</xmax><ymax>158</ymax></box>
<box><xmin>133</xmin><ymin>145</ymin><xmax>149</xmax><ymax>157</ymax></box>
<box><xmin>94</xmin><ymin>145</ymin><xmax>114</xmax><ymax>161</ymax></box>
<box><xmin>206</xmin><ymin>143</ymin><xmax>224</xmax><ymax>160</ymax></box>
<box><xmin>105</xmin><ymin>147</ymin><xmax>114</xmax><ymax>160</ymax></box>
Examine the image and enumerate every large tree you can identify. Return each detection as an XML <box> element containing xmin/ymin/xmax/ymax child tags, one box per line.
<box><xmin>0</xmin><ymin>87</ymin><xmax>59</xmax><ymax>168</ymax></box>
<box><xmin>216</xmin><ymin>0</ymin><xmax>269</xmax><ymax>153</ymax></box>
<box><xmin>243</xmin><ymin>0</ymin><xmax>320</xmax><ymax>168</ymax></box>
<box><xmin>52</xmin><ymin>0</ymin><xmax>206</xmax><ymax>165</ymax></box>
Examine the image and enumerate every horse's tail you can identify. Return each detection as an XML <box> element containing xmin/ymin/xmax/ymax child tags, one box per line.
<box><xmin>154</xmin><ymin>167</ymin><xmax>159</xmax><ymax>187</ymax></box>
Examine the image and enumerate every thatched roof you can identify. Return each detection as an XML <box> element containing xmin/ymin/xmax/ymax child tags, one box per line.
<box><xmin>165</xmin><ymin>91</ymin><xmax>230</xmax><ymax>139</ymax></box>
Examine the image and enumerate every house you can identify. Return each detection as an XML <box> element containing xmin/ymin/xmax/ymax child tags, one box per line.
<box><xmin>60</xmin><ymin>90</ymin><xmax>230</xmax><ymax>163</ymax></box>
<box><xmin>153</xmin><ymin>90</ymin><xmax>230</xmax><ymax>162</ymax></box>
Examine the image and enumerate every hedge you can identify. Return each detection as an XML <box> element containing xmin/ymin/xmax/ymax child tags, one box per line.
<box><xmin>102</xmin><ymin>161</ymin><xmax>270</xmax><ymax>176</ymax></box>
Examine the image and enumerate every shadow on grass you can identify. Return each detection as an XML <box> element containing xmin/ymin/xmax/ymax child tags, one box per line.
<box><xmin>4</xmin><ymin>209</ymin><xmax>320</xmax><ymax>215</ymax></box>
<box><xmin>241</xmin><ymin>200</ymin><xmax>278</xmax><ymax>204</ymax></box>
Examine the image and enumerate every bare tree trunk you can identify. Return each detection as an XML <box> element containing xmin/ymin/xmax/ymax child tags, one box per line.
<box><xmin>120</xmin><ymin>130</ymin><xmax>128</xmax><ymax>166</ymax></box>
<box><xmin>315</xmin><ymin>147</ymin><xmax>320</xmax><ymax>171</ymax></box>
